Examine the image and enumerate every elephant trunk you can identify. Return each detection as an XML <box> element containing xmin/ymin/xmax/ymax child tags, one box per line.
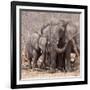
<box><xmin>55</xmin><ymin>43</ymin><xmax>68</xmax><ymax>53</ymax></box>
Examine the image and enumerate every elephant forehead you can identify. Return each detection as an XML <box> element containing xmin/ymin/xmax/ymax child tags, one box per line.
<box><xmin>51</xmin><ymin>25</ymin><xmax>59</xmax><ymax>32</ymax></box>
<box><xmin>51</xmin><ymin>29</ymin><xmax>59</xmax><ymax>39</ymax></box>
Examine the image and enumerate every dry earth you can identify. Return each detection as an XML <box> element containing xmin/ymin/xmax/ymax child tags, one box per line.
<box><xmin>21</xmin><ymin>67</ymin><xmax>80</xmax><ymax>80</ymax></box>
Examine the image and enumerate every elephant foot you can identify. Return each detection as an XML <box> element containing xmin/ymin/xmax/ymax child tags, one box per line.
<box><xmin>65</xmin><ymin>67</ymin><xmax>72</xmax><ymax>72</ymax></box>
<box><xmin>35</xmin><ymin>68</ymin><xmax>43</xmax><ymax>72</ymax></box>
<box><xmin>32</xmin><ymin>67</ymin><xmax>39</xmax><ymax>71</ymax></box>
<box><xmin>32</xmin><ymin>64</ymin><xmax>38</xmax><ymax>69</ymax></box>
<box><xmin>29</xmin><ymin>65</ymin><xmax>32</xmax><ymax>69</ymax></box>
<box><xmin>71</xmin><ymin>67</ymin><xmax>78</xmax><ymax>71</ymax></box>
<box><xmin>58</xmin><ymin>67</ymin><xmax>65</xmax><ymax>72</ymax></box>
<box><xmin>48</xmin><ymin>68</ymin><xmax>56</xmax><ymax>73</ymax></box>
<box><xmin>22</xmin><ymin>64</ymin><xmax>29</xmax><ymax>70</ymax></box>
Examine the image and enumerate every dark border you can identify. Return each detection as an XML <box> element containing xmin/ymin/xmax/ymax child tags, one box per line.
<box><xmin>11</xmin><ymin>1</ymin><xmax>88</xmax><ymax>89</ymax></box>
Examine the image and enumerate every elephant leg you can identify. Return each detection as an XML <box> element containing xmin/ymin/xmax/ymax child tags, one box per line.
<box><xmin>28</xmin><ymin>57</ymin><xmax>32</xmax><ymax>69</ymax></box>
<box><xmin>49</xmin><ymin>52</ymin><xmax>56</xmax><ymax>73</ymax></box>
<box><xmin>56</xmin><ymin>53</ymin><xmax>65</xmax><ymax>71</ymax></box>
<box><xmin>32</xmin><ymin>49</ymin><xmax>38</xmax><ymax>69</ymax></box>
<box><xmin>65</xmin><ymin>44</ymin><xmax>72</xmax><ymax>72</ymax></box>
<box><xmin>37</xmin><ymin>53</ymin><xmax>45</xmax><ymax>69</ymax></box>
<box><xmin>23</xmin><ymin>48</ymin><xmax>32</xmax><ymax>69</ymax></box>
<box><xmin>71</xmin><ymin>39</ymin><xmax>79</xmax><ymax>57</ymax></box>
<box><xmin>45</xmin><ymin>53</ymin><xmax>50</xmax><ymax>69</ymax></box>
<box><xmin>65</xmin><ymin>55</ymin><xmax>71</xmax><ymax>72</ymax></box>
<box><xmin>58</xmin><ymin>54</ymin><xmax>65</xmax><ymax>71</ymax></box>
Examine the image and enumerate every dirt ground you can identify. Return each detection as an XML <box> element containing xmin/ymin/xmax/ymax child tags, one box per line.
<box><xmin>21</xmin><ymin>53</ymin><xmax>80</xmax><ymax>80</ymax></box>
<box><xmin>21</xmin><ymin>52</ymin><xmax>80</xmax><ymax>80</ymax></box>
<box><xmin>21</xmin><ymin>68</ymin><xmax>80</xmax><ymax>80</ymax></box>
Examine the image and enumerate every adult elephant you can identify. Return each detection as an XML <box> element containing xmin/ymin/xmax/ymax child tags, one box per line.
<box><xmin>24</xmin><ymin>32</ymin><xmax>42</xmax><ymax>69</ymax></box>
<box><xmin>65</xmin><ymin>21</ymin><xmax>80</xmax><ymax>55</ymax></box>
<box><xmin>24</xmin><ymin>32</ymin><xmax>51</xmax><ymax>70</ymax></box>
<box><xmin>40</xmin><ymin>20</ymin><xmax>69</xmax><ymax>73</ymax></box>
<box><xmin>57</xmin><ymin>21</ymin><xmax>80</xmax><ymax>72</ymax></box>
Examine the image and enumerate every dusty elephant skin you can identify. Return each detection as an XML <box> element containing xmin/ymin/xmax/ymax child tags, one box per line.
<box><xmin>23</xmin><ymin>21</ymin><xmax>79</xmax><ymax>73</ymax></box>
<box><xmin>39</xmin><ymin>20</ymin><xmax>69</xmax><ymax>73</ymax></box>
<box><xmin>64</xmin><ymin>22</ymin><xmax>80</xmax><ymax>72</ymax></box>
<box><xmin>24</xmin><ymin>33</ymin><xmax>42</xmax><ymax>69</ymax></box>
<box><xmin>56</xmin><ymin>21</ymin><xmax>80</xmax><ymax>72</ymax></box>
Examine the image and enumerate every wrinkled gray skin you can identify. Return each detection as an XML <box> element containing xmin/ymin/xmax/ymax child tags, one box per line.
<box><xmin>38</xmin><ymin>21</ymin><xmax>80</xmax><ymax>72</ymax></box>
<box><xmin>37</xmin><ymin>36</ymin><xmax>47</xmax><ymax>69</ymax></box>
<box><xmin>40</xmin><ymin>20</ymin><xmax>69</xmax><ymax>72</ymax></box>
<box><xmin>56</xmin><ymin>36</ymin><xmax>65</xmax><ymax>71</ymax></box>
<box><xmin>25</xmin><ymin>32</ymin><xmax>50</xmax><ymax>70</ymax></box>
<box><xmin>73</xmin><ymin>32</ymin><xmax>80</xmax><ymax>53</ymax></box>
<box><xmin>25</xmin><ymin>21</ymin><xmax>79</xmax><ymax>73</ymax></box>
<box><xmin>25</xmin><ymin>33</ymin><xmax>41</xmax><ymax>69</ymax></box>
<box><xmin>57</xmin><ymin>22</ymin><xmax>80</xmax><ymax>72</ymax></box>
<box><xmin>65</xmin><ymin>22</ymin><xmax>80</xmax><ymax>56</ymax></box>
<box><xmin>64</xmin><ymin>40</ymin><xmax>76</xmax><ymax>72</ymax></box>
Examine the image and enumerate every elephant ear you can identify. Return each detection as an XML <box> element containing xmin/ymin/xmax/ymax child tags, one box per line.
<box><xmin>30</xmin><ymin>33</ymin><xmax>40</xmax><ymax>50</ymax></box>
<box><xmin>39</xmin><ymin>36</ymin><xmax>47</xmax><ymax>52</ymax></box>
<box><xmin>65</xmin><ymin>22</ymin><xmax>78</xmax><ymax>42</ymax></box>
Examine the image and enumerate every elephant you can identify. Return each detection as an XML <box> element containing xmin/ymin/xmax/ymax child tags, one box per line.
<box><xmin>24</xmin><ymin>32</ymin><xmax>50</xmax><ymax>70</ymax></box>
<box><xmin>24</xmin><ymin>20</ymin><xmax>80</xmax><ymax>73</ymax></box>
<box><xmin>40</xmin><ymin>20</ymin><xmax>69</xmax><ymax>73</ymax></box>
<box><xmin>24</xmin><ymin>32</ymin><xmax>51</xmax><ymax>70</ymax></box>
<box><xmin>56</xmin><ymin>35</ymin><xmax>66</xmax><ymax>71</ymax></box>
<box><xmin>57</xmin><ymin>21</ymin><xmax>80</xmax><ymax>72</ymax></box>
<box><xmin>65</xmin><ymin>21</ymin><xmax>80</xmax><ymax>56</ymax></box>
<box><xmin>24</xmin><ymin>32</ymin><xmax>41</xmax><ymax>69</ymax></box>
<box><xmin>37</xmin><ymin>36</ymin><xmax>48</xmax><ymax>69</ymax></box>
<box><xmin>37</xmin><ymin>36</ymin><xmax>54</xmax><ymax>70</ymax></box>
